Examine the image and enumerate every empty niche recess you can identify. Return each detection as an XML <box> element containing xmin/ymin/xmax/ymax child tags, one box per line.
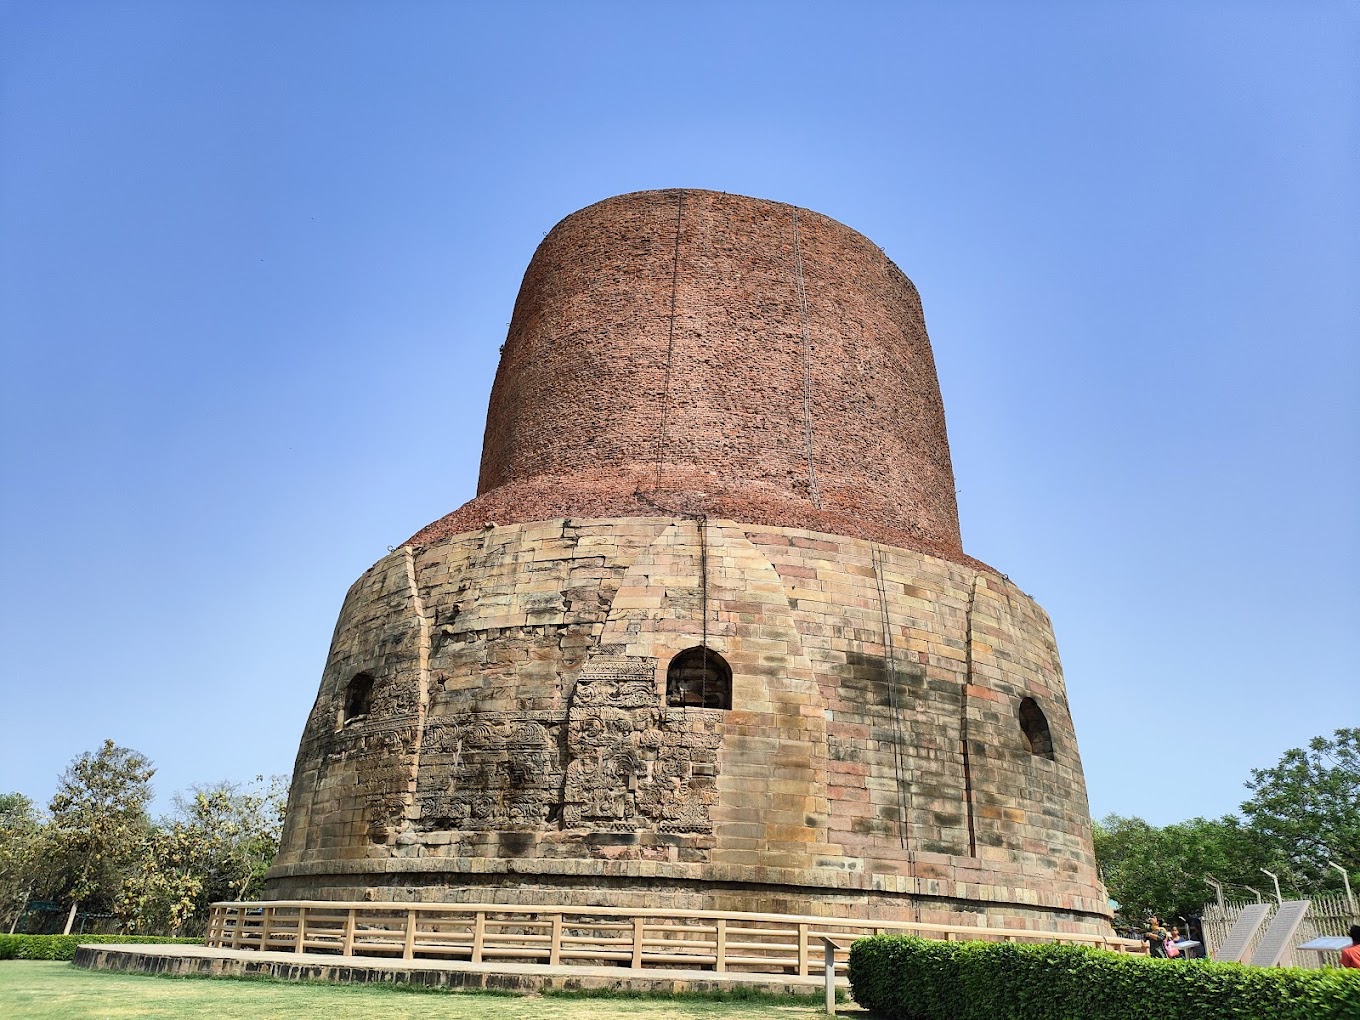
<box><xmin>343</xmin><ymin>672</ymin><xmax>375</xmax><ymax>724</ymax></box>
<box><xmin>1018</xmin><ymin>696</ymin><xmax>1054</xmax><ymax>759</ymax></box>
<box><xmin>666</xmin><ymin>646</ymin><xmax>732</xmax><ymax>709</ymax></box>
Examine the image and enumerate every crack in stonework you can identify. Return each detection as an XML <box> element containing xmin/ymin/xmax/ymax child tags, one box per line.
<box><xmin>791</xmin><ymin>208</ymin><xmax>822</xmax><ymax>509</ymax></box>
<box><xmin>402</xmin><ymin>545</ymin><xmax>433</xmax><ymax>828</ymax></box>
<box><xmin>961</xmin><ymin>572</ymin><xmax>980</xmax><ymax>858</ymax></box>
<box><xmin>871</xmin><ymin>543</ymin><xmax>910</xmax><ymax>850</ymax></box>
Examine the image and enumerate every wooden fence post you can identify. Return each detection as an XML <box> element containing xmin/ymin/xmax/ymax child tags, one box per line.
<box><xmin>403</xmin><ymin>909</ymin><xmax>417</xmax><ymax>960</ymax></box>
<box><xmin>295</xmin><ymin>907</ymin><xmax>307</xmax><ymax>954</ymax></box>
<box><xmin>715</xmin><ymin>917</ymin><xmax>727</xmax><ymax>972</ymax></box>
<box><xmin>550</xmin><ymin>914</ymin><xmax>562</xmax><ymax>965</ymax></box>
<box><xmin>631</xmin><ymin>917</ymin><xmax>644</xmax><ymax>969</ymax></box>
<box><xmin>342</xmin><ymin>908</ymin><xmax>356</xmax><ymax>957</ymax></box>
<box><xmin>471</xmin><ymin>911</ymin><xmax>485</xmax><ymax>963</ymax></box>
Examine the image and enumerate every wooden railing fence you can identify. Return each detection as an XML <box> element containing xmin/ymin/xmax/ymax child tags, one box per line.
<box><xmin>206</xmin><ymin>900</ymin><xmax>1143</xmax><ymax>978</ymax></box>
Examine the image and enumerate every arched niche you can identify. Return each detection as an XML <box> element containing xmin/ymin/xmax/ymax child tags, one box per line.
<box><xmin>343</xmin><ymin>672</ymin><xmax>375</xmax><ymax>724</ymax></box>
<box><xmin>666</xmin><ymin>647</ymin><xmax>732</xmax><ymax>709</ymax></box>
<box><xmin>1018</xmin><ymin>696</ymin><xmax>1055</xmax><ymax>760</ymax></box>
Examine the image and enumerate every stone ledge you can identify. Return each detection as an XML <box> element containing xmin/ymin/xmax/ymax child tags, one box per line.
<box><xmin>261</xmin><ymin>861</ymin><xmax>1111</xmax><ymax>926</ymax></box>
<box><xmin>72</xmin><ymin>943</ymin><xmax>839</xmax><ymax>998</ymax></box>
<box><xmin>266</xmin><ymin>853</ymin><xmax>1100</xmax><ymax>911</ymax></box>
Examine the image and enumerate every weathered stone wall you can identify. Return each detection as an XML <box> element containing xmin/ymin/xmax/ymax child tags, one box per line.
<box><xmin>268</xmin><ymin>517</ymin><xmax>1108</xmax><ymax>933</ymax></box>
<box><xmin>270</xmin><ymin>190</ymin><xmax>1108</xmax><ymax>934</ymax></box>
<box><xmin>410</xmin><ymin>189</ymin><xmax>974</xmax><ymax>568</ymax></box>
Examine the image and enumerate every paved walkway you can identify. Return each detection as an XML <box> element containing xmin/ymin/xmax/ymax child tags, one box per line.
<box><xmin>74</xmin><ymin>942</ymin><xmax>851</xmax><ymax>999</ymax></box>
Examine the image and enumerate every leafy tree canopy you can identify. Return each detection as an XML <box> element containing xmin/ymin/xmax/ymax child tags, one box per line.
<box><xmin>0</xmin><ymin>793</ymin><xmax>44</xmax><ymax>930</ymax></box>
<box><xmin>7</xmin><ymin>743</ymin><xmax>287</xmax><ymax>936</ymax></box>
<box><xmin>1241</xmin><ymin>727</ymin><xmax>1359</xmax><ymax>880</ymax></box>
<box><xmin>118</xmin><ymin>775</ymin><xmax>285</xmax><ymax>935</ymax></box>
<box><xmin>1094</xmin><ymin>813</ymin><xmax>1273</xmax><ymax>923</ymax></box>
<box><xmin>45</xmin><ymin>739</ymin><xmax>155</xmax><ymax>910</ymax></box>
<box><xmin>1095</xmin><ymin>727</ymin><xmax>1359</xmax><ymax>923</ymax></box>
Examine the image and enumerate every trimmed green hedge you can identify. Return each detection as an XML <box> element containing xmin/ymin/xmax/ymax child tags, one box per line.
<box><xmin>0</xmin><ymin>934</ymin><xmax>200</xmax><ymax>961</ymax></box>
<box><xmin>848</xmin><ymin>936</ymin><xmax>1360</xmax><ymax>1020</ymax></box>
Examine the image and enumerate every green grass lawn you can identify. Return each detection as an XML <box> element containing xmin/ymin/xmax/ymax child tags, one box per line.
<box><xmin>0</xmin><ymin>962</ymin><xmax>860</xmax><ymax>1019</ymax></box>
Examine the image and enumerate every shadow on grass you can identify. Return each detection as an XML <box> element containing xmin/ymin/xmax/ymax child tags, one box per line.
<box><xmin>543</xmin><ymin>985</ymin><xmax>846</xmax><ymax>1005</ymax></box>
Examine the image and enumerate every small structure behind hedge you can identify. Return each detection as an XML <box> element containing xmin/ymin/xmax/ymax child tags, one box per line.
<box><xmin>0</xmin><ymin>934</ymin><xmax>199</xmax><ymax>961</ymax></box>
<box><xmin>848</xmin><ymin>935</ymin><xmax>1360</xmax><ymax>1020</ymax></box>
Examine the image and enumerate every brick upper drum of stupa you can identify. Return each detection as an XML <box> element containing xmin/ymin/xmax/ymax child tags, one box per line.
<box><xmin>265</xmin><ymin>189</ymin><xmax>1112</xmax><ymax>934</ymax></box>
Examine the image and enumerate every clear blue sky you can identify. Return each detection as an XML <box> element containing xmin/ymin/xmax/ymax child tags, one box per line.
<box><xmin>2</xmin><ymin>3</ymin><xmax>1355</xmax><ymax>830</ymax></box>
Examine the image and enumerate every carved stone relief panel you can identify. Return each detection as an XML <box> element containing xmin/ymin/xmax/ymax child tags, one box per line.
<box><xmin>417</xmin><ymin>718</ymin><xmax>561</xmax><ymax>831</ymax></box>
<box><xmin>563</xmin><ymin>657</ymin><xmax>721</xmax><ymax>834</ymax></box>
<box><xmin>323</xmin><ymin>718</ymin><xmax>418</xmax><ymax>839</ymax></box>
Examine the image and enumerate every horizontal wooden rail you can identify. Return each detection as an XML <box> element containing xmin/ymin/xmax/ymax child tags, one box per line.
<box><xmin>205</xmin><ymin>900</ymin><xmax>1145</xmax><ymax>977</ymax></box>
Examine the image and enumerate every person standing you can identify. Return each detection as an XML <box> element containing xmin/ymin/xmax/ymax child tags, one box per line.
<box><xmin>1145</xmin><ymin>916</ymin><xmax>1169</xmax><ymax>959</ymax></box>
<box><xmin>1341</xmin><ymin>925</ymin><xmax>1360</xmax><ymax>968</ymax></box>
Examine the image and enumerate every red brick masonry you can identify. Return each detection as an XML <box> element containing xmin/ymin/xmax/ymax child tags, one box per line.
<box><xmin>410</xmin><ymin>189</ymin><xmax>979</xmax><ymax>569</ymax></box>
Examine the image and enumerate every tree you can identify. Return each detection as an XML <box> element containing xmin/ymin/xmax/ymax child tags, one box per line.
<box><xmin>0</xmin><ymin>793</ymin><xmax>43</xmax><ymax>932</ymax></box>
<box><xmin>6</xmin><ymin>745</ymin><xmax>289</xmax><ymax>935</ymax></box>
<box><xmin>45</xmin><ymin>740</ymin><xmax>155</xmax><ymax>924</ymax></box>
<box><xmin>174</xmin><ymin>775</ymin><xmax>286</xmax><ymax>903</ymax></box>
<box><xmin>1093</xmin><ymin>813</ymin><xmax>1275</xmax><ymax>923</ymax></box>
<box><xmin>1094</xmin><ymin>729</ymin><xmax>1360</xmax><ymax>924</ymax></box>
<box><xmin>114</xmin><ymin>824</ymin><xmax>205</xmax><ymax>936</ymax></box>
<box><xmin>1241</xmin><ymin>727</ymin><xmax>1360</xmax><ymax>887</ymax></box>
<box><xmin>117</xmin><ymin>775</ymin><xmax>285</xmax><ymax>935</ymax></box>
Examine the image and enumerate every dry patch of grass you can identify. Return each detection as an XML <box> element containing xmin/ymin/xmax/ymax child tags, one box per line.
<box><xmin>0</xmin><ymin>962</ymin><xmax>859</xmax><ymax>1019</ymax></box>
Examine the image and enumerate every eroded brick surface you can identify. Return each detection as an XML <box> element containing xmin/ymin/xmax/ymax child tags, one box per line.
<box><xmin>409</xmin><ymin>189</ymin><xmax>973</xmax><ymax>567</ymax></box>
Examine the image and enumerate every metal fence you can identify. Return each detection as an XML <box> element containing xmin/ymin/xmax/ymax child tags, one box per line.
<box><xmin>11</xmin><ymin>908</ymin><xmax>123</xmax><ymax>936</ymax></box>
<box><xmin>1201</xmin><ymin>892</ymin><xmax>1358</xmax><ymax>968</ymax></box>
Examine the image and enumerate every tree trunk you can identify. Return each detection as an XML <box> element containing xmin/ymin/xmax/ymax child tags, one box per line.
<box><xmin>63</xmin><ymin>901</ymin><xmax>78</xmax><ymax>935</ymax></box>
<box><xmin>8</xmin><ymin>889</ymin><xmax>30</xmax><ymax>934</ymax></box>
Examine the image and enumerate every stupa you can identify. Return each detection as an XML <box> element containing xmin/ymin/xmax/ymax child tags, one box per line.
<box><xmin>265</xmin><ymin>189</ymin><xmax>1111</xmax><ymax>933</ymax></box>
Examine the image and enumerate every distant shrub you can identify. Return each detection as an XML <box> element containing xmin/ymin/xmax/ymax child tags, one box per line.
<box><xmin>848</xmin><ymin>935</ymin><xmax>1360</xmax><ymax>1020</ymax></box>
<box><xmin>0</xmin><ymin>934</ymin><xmax>198</xmax><ymax>961</ymax></box>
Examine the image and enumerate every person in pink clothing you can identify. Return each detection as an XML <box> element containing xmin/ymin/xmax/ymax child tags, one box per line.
<box><xmin>1165</xmin><ymin>927</ymin><xmax>1182</xmax><ymax>958</ymax></box>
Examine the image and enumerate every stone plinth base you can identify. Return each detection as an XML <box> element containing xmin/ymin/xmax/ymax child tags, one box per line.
<box><xmin>270</xmin><ymin>517</ymin><xmax>1111</xmax><ymax>937</ymax></box>
<box><xmin>72</xmin><ymin>943</ymin><xmax>838</xmax><ymax>998</ymax></box>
